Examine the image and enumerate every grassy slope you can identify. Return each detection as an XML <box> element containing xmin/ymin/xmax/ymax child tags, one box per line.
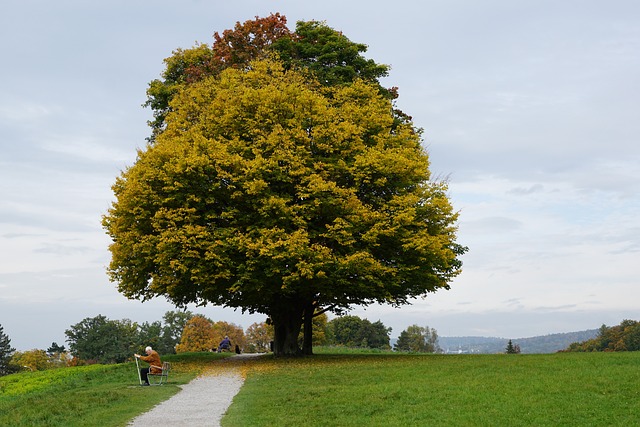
<box><xmin>0</xmin><ymin>352</ymin><xmax>229</xmax><ymax>427</ymax></box>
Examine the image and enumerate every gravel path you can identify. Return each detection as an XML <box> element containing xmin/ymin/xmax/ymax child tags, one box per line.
<box><xmin>128</xmin><ymin>354</ymin><xmax>259</xmax><ymax>427</ymax></box>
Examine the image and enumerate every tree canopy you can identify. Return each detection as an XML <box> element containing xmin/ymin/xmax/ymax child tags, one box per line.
<box><xmin>144</xmin><ymin>14</ymin><xmax>393</xmax><ymax>141</ymax></box>
<box><xmin>103</xmin><ymin>16</ymin><xmax>466</xmax><ymax>356</ymax></box>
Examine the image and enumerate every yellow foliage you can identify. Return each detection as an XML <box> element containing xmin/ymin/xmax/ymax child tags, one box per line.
<box><xmin>104</xmin><ymin>56</ymin><xmax>466</xmax><ymax>356</ymax></box>
<box><xmin>176</xmin><ymin>316</ymin><xmax>215</xmax><ymax>353</ymax></box>
<box><xmin>10</xmin><ymin>349</ymin><xmax>52</xmax><ymax>371</ymax></box>
<box><xmin>211</xmin><ymin>321</ymin><xmax>246</xmax><ymax>351</ymax></box>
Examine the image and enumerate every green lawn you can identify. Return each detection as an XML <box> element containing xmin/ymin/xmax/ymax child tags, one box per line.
<box><xmin>223</xmin><ymin>351</ymin><xmax>640</xmax><ymax>426</ymax></box>
<box><xmin>2</xmin><ymin>351</ymin><xmax>639</xmax><ymax>426</ymax></box>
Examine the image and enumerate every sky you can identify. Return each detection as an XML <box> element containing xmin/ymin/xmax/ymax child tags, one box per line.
<box><xmin>1</xmin><ymin>0</ymin><xmax>639</xmax><ymax>351</ymax></box>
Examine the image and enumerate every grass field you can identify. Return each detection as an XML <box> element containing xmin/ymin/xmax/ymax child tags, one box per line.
<box><xmin>223</xmin><ymin>350</ymin><xmax>640</xmax><ymax>426</ymax></box>
<box><xmin>2</xmin><ymin>350</ymin><xmax>639</xmax><ymax>426</ymax></box>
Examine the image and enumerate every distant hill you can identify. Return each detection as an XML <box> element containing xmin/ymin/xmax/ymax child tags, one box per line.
<box><xmin>438</xmin><ymin>329</ymin><xmax>599</xmax><ymax>354</ymax></box>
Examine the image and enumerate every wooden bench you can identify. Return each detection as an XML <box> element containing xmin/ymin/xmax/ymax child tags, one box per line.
<box><xmin>148</xmin><ymin>361</ymin><xmax>171</xmax><ymax>385</ymax></box>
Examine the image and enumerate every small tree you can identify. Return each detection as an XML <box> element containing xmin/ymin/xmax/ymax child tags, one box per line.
<box><xmin>329</xmin><ymin>316</ymin><xmax>365</xmax><ymax>347</ymax></box>
<box><xmin>138</xmin><ymin>319</ymin><xmax>184</xmax><ymax>355</ymax></box>
<box><xmin>328</xmin><ymin>316</ymin><xmax>391</xmax><ymax>349</ymax></box>
<box><xmin>212</xmin><ymin>321</ymin><xmax>246</xmax><ymax>351</ymax></box>
<box><xmin>245</xmin><ymin>322</ymin><xmax>274</xmax><ymax>353</ymax></box>
<box><xmin>46</xmin><ymin>342</ymin><xmax>69</xmax><ymax>368</ymax></box>
<box><xmin>0</xmin><ymin>324</ymin><xmax>16</xmax><ymax>376</ymax></box>
<box><xmin>11</xmin><ymin>349</ymin><xmax>51</xmax><ymax>372</ymax></box>
<box><xmin>65</xmin><ymin>315</ymin><xmax>138</xmax><ymax>363</ymax></box>
<box><xmin>176</xmin><ymin>315</ymin><xmax>215</xmax><ymax>353</ymax></box>
<box><xmin>394</xmin><ymin>325</ymin><xmax>440</xmax><ymax>353</ymax></box>
<box><xmin>506</xmin><ymin>339</ymin><xmax>521</xmax><ymax>354</ymax></box>
<box><xmin>361</xmin><ymin>320</ymin><xmax>392</xmax><ymax>349</ymax></box>
<box><xmin>311</xmin><ymin>312</ymin><xmax>328</xmax><ymax>347</ymax></box>
<box><xmin>160</xmin><ymin>310</ymin><xmax>194</xmax><ymax>354</ymax></box>
<box><xmin>47</xmin><ymin>342</ymin><xmax>66</xmax><ymax>355</ymax></box>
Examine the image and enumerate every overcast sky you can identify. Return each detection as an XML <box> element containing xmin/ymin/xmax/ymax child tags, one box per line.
<box><xmin>1</xmin><ymin>0</ymin><xmax>639</xmax><ymax>351</ymax></box>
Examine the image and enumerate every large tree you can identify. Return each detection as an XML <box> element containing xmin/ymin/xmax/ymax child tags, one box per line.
<box><xmin>104</xmin><ymin>18</ymin><xmax>466</xmax><ymax>356</ymax></box>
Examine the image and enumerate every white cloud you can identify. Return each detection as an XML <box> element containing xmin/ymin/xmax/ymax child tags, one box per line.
<box><xmin>0</xmin><ymin>102</ymin><xmax>60</xmax><ymax>122</ymax></box>
<box><xmin>39</xmin><ymin>136</ymin><xmax>135</xmax><ymax>165</ymax></box>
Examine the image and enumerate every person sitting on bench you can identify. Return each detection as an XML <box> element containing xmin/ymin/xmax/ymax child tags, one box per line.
<box><xmin>135</xmin><ymin>346</ymin><xmax>162</xmax><ymax>386</ymax></box>
<box><xmin>218</xmin><ymin>336</ymin><xmax>231</xmax><ymax>352</ymax></box>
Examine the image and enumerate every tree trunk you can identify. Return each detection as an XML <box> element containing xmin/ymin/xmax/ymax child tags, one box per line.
<box><xmin>301</xmin><ymin>302</ymin><xmax>315</xmax><ymax>355</ymax></box>
<box><xmin>271</xmin><ymin>303</ymin><xmax>304</xmax><ymax>357</ymax></box>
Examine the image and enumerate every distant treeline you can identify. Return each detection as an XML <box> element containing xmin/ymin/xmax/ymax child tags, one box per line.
<box><xmin>439</xmin><ymin>329</ymin><xmax>599</xmax><ymax>354</ymax></box>
<box><xmin>562</xmin><ymin>320</ymin><xmax>640</xmax><ymax>352</ymax></box>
